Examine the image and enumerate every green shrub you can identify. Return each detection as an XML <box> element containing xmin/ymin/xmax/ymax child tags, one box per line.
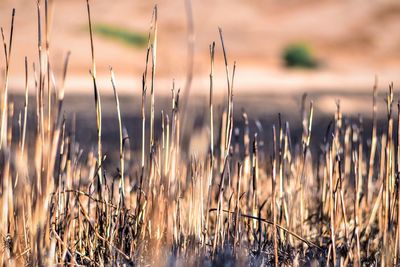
<box><xmin>92</xmin><ymin>23</ymin><xmax>147</xmax><ymax>48</ymax></box>
<box><xmin>282</xmin><ymin>43</ymin><xmax>318</xmax><ymax>69</ymax></box>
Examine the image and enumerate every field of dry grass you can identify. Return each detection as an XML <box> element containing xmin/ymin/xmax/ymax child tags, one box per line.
<box><xmin>0</xmin><ymin>1</ymin><xmax>400</xmax><ymax>266</ymax></box>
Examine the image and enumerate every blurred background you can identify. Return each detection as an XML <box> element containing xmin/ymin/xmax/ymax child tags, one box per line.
<box><xmin>0</xmin><ymin>0</ymin><xmax>399</xmax><ymax>155</ymax></box>
<box><xmin>1</xmin><ymin>0</ymin><xmax>399</xmax><ymax>96</ymax></box>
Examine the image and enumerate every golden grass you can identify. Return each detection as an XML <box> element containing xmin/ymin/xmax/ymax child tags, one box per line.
<box><xmin>0</xmin><ymin>1</ymin><xmax>398</xmax><ymax>266</ymax></box>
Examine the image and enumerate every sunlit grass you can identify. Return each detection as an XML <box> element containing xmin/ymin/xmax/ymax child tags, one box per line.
<box><xmin>0</xmin><ymin>2</ymin><xmax>398</xmax><ymax>266</ymax></box>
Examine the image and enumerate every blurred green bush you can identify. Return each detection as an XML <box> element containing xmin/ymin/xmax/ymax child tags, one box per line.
<box><xmin>93</xmin><ymin>24</ymin><xmax>147</xmax><ymax>48</ymax></box>
<box><xmin>283</xmin><ymin>43</ymin><xmax>318</xmax><ymax>69</ymax></box>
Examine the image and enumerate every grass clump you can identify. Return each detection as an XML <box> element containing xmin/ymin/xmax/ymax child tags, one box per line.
<box><xmin>283</xmin><ymin>42</ymin><xmax>319</xmax><ymax>69</ymax></box>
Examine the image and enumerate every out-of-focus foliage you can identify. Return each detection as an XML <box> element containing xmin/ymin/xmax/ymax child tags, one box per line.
<box><xmin>93</xmin><ymin>23</ymin><xmax>147</xmax><ymax>48</ymax></box>
<box><xmin>283</xmin><ymin>43</ymin><xmax>318</xmax><ymax>69</ymax></box>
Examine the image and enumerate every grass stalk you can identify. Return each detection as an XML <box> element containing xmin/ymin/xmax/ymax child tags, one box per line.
<box><xmin>110</xmin><ymin>67</ymin><xmax>125</xmax><ymax>201</ymax></box>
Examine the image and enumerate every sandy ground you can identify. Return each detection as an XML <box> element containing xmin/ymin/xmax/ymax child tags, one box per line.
<box><xmin>0</xmin><ymin>0</ymin><xmax>399</xmax><ymax>102</ymax></box>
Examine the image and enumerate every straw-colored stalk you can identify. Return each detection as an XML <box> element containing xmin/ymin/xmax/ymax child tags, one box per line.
<box><xmin>110</xmin><ymin>67</ymin><xmax>125</xmax><ymax>201</ymax></box>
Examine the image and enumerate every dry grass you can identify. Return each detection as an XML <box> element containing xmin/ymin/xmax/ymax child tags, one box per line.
<box><xmin>0</xmin><ymin>1</ymin><xmax>398</xmax><ymax>266</ymax></box>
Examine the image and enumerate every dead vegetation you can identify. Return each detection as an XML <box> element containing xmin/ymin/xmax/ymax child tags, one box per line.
<box><xmin>0</xmin><ymin>1</ymin><xmax>398</xmax><ymax>266</ymax></box>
